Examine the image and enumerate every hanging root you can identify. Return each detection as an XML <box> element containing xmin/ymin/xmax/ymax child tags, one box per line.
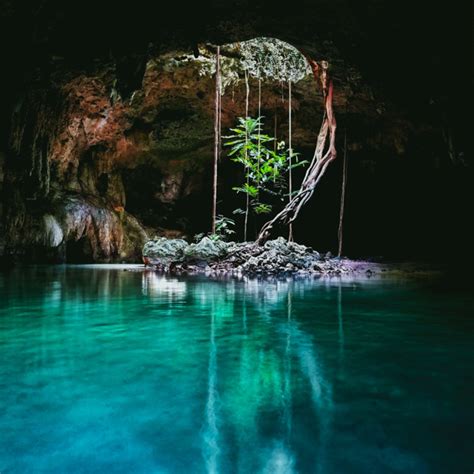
<box><xmin>256</xmin><ymin>65</ymin><xmax>337</xmax><ymax>245</ymax></box>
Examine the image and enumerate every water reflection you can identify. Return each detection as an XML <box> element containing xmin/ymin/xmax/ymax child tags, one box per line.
<box><xmin>337</xmin><ymin>283</ymin><xmax>345</xmax><ymax>364</ymax></box>
<box><xmin>202</xmin><ymin>300</ymin><xmax>220</xmax><ymax>474</ymax></box>
<box><xmin>139</xmin><ymin>273</ymin><xmax>335</xmax><ymax>473</ymax></box>
<box><xmin>141</xmin><ymin>271</ymin><xmax>187</xmax><ymax>299</ymax></box>
<box><xmin>1</xmin><ymin>267</ymin><xmax>466</xmax><ymax>473</ymax></box>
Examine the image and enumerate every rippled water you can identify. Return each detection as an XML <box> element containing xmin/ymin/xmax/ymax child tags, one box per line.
<box><xmin>0</xmin><ymin>266</ymin><xmax>472</xmax><ymax>473</ymax></box>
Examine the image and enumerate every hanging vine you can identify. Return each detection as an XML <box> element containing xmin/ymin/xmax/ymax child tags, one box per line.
<box><xmin>288</xmin><ymin>80</ymin><xmax>293</xmax><ymax>242</ymax></box>
<box><xmin>243</xmin><ymin>69</ymin><xmax>250</xmax><ymax>241</ymax></box>
<box><xmin>257</xmin><ymin>78</ymin><xmax>262</xmax><ymax>187</ymax></box>
<box><xmin>338</xmin><ymin>127</ymin><xmax>348</xmax><ymax>257</ymax></box>
<box><xmin>181</xmin><ymin>39</ymin><xmax>333</xmax><ymax>243</ymax></box>
<box><xmin>211</xmin><ymin>46</ymin><xmax>221</xmax><ymax>234</ymax></box>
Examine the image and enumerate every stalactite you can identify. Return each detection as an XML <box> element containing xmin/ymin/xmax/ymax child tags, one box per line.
<box><xmin>257</xmin><ymin>61</ymin><xmax>337</xmax><ymax>244</ymax></box>
<box><xmin>338</xmin><ymin>128</ymin><xmax>348</xmax><ymax>257</ymax></box>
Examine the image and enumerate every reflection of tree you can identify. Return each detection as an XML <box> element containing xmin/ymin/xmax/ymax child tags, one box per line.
<box><xmin>338</xmin><ymin>282</ymin><xmax>345</xmax><ymax>364</ymax></box>
<box><xmin>284</xmin><ymin>289</ymin><xmax>293</xmax><ymax>443</ymax></box>
<box><xmin>202</xmin><ymin>302</ymin><xmax>219</xmax><ymax>474</ymax></box>
<box><xmin>289</xmin><ymin>323</ymin><xmax>333</xmax><ymax>474</ymax></box>
<box><xmin>140</xmin><ymin>273</ymin><xmax>337</xmax><ymax>472</ymax></box>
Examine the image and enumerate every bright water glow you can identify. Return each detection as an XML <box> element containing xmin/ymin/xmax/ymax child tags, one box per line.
<box><xmin>0</xmin><ymin>266</ymin><xmax>472</xmax><ymax>473</ymax></box>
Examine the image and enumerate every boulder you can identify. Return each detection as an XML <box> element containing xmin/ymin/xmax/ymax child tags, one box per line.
<box><xmin>184</xmin><ymin>237</ymin><xmax>227</xmax><ymax>262</ymax></box>
<box><xmin>264</xmin><ymin>237</ymin><xmax>291</xmax><ymax>255</ymax></box>
<box><xmin>142</xmin><ymin>237</ymin><xmax>188</xmax><ymax>265</ymax></box>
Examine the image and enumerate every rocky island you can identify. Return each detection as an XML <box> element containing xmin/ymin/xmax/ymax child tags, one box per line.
<box><xmin>143</xmin><ymin>236</ymin><xmax>370</xmax><ymax>276</ymax></box>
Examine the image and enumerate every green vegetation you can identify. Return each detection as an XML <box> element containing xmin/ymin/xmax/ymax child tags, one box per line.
<box><xmin>194</xmin><ymin>215</ymin><xmax>236</xmax><ymax>243</ymax></box>
<box><xmin>224</xmin><ymin>116</ymin><xmax>306</xmax><ymax>238</ymax></box>
<box><xmin>214</xmin><ymin>215</ymin><xmax>236</xmax><ymax>240</ymax></box>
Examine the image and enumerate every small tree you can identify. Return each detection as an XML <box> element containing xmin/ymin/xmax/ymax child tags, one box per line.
<box><xmin>224</xmin><ymin>116</ymin><xmax>306</xmax><ymax>240</ymax></box>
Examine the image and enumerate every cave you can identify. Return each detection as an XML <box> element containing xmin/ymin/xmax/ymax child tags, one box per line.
<box><xmin>0</xmin><ymin>10</ymin><xmax>469</xmax><ymax>262</ymax></box>
<box><xmin>65</xmin><ymin>236</ymin><xmax>94</xmax><ymax>263</ymax></box>
<box><xmin>0</xmin><ymin>1</ymin><xmax>471</xmax><ymax>472</ymax></box>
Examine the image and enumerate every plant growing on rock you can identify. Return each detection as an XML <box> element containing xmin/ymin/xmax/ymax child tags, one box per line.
<box><xmin>214</xmin><ymin>215</ymin><xmax>236</xmax><ymax>241</ymax></box>
<box><xmin>224</xmin><ymin>116</ymin><xmax>306</xmax><ymax>240</ymax></box>
<box><xmin>194</xmin><ymin>215</ymin><xmax>235</xmax><ymax>243</ymax></box>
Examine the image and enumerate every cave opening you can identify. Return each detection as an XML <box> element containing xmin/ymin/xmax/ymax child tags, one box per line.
<box><xmin>187</xmin><ymin>37</ymin><xmax>335</xmax><ymax>243</ymax></box>
<box><xmin>97</xmin><ymin>173</ymin><xmax>109</xmax><ymax>197</ymax></box>
<box><xmin>65</xmin><ymin>237</ymin><xmax>94</xmax><ymax>263</ymax></box>
<box><xmin>117</xmin><ymin>36</ymin><xmax>325</xmax><ymax>243</ymax></box>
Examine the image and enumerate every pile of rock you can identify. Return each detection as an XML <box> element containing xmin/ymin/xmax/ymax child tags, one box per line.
<box><xmin>142</xmin><ymin>236</ymin><xmax>350</xmax><ymax>275</ymax></box>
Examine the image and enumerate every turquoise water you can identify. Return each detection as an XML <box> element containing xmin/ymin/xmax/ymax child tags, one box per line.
<box><xmin>0</xmin><ymin>266</ymin><xmax>472</xmax><ymax>474</ymax></box>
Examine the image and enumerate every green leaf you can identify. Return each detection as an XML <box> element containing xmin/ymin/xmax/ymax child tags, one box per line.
<box><xmin>254</xmin><ymin>203</ymin><xmax>272</xmax><ymax>214</ymax></box>
<box><xmin>243</xmin><ymin>183</ymin><xmax>258</xmax><ymax>197</ymax></box>
<box><xmin>288</xmin><ymin>160</ymin><xmax>309</xmax><ymax>169</ymax></box>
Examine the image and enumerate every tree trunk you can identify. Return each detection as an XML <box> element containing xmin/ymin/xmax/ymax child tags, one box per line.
<box><xmin>211</xmin><ymin>46</ymin><xmax>221</xmax><ymax>234</ymax></box>
<box><xmin>338</xmin><ymin>128</ymin><xmax>348</xmax><ymax>257</ymax></box>
<box><xmin>256</xmin><ymin>64</ymin><xmax>337</xmax><ymax>245</ymax></box>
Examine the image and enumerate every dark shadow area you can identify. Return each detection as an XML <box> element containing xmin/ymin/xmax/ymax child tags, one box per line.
<box><xmin>66</xmin><ymin>237</ymin><xmax>94</xmax><ymax>263</ymax></box>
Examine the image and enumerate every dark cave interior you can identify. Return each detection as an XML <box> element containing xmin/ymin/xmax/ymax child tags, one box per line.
<box><xmin>0</xmin><ymin>0</ymin><xmax>471</xmax><ymax>264</ymax></box>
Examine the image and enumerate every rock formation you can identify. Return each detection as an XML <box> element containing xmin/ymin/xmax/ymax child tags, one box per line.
<box><xmin>143</xmin><ymin>236</ymin><xmax>350</xmax><ymax>275</ymax></box>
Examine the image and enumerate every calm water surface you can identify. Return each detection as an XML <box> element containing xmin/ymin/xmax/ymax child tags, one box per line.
<box><xmin>0</xmin><ymin>266</ymin><xmax>472</xmax><ymax>473</ymax></box>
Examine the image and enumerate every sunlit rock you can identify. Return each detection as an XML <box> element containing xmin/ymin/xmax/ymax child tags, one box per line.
<box><xmin>142</xmin><ymin>237</ymin><xmax>188</xmax><ymax>265</ymax></box>
<box><xmin>184</xmin><ymin>237</ymin><xmax>228</xmax><ymax>262</ymax></box>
